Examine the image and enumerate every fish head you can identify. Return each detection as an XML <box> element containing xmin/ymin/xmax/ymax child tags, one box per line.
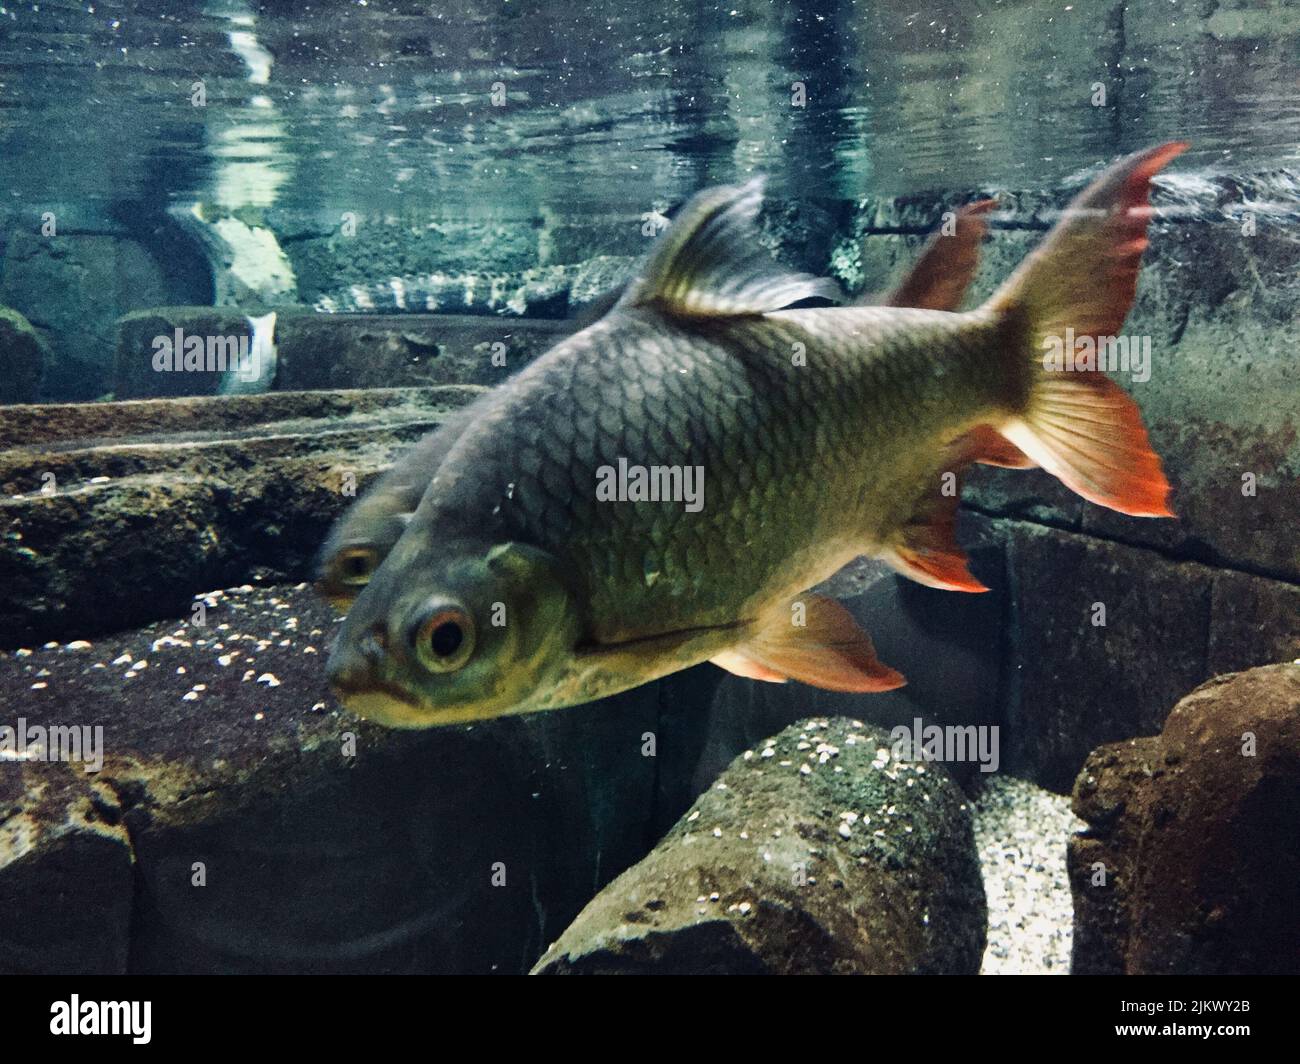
<box><xmin>314</xmin><ymin>499</ymin><xmax>413</xmax><ymax>611</ymax></box>
<box><xmin>326</xmin><ymin>536</ymin><xmax>581</xmax><ymax>727</ymax></box>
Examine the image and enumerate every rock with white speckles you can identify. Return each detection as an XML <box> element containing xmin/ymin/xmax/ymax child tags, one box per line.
<box><xmin>532</xmin><ymin>718</ymin><xmax>986</xmax><ymax>975</ymax></box>
<box><xmin>0</xmin><ymin>583</ymin><xmax>666</xmax><ymax>974</ymax></box>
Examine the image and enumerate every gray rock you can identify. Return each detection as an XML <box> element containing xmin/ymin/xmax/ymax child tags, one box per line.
<box><xmin>0</xmin><ymin>306</ymin><xmax>48</xmax><ymax>404</ymax></box>
<box><xmin>115</xmin><ymin>307</ymin><xmax>574</xmax><ymax>399</ymax></box>
<box><xmin>1069</xmin><ymin>663</ymin><xmax>1300</xmax><ymax>974</ymax></box>
<box><xmin>1208</xmin><ymin>569</ymin><xmax>1300</xmax><ymax>677</ymax></box>
<box><xmin>1001</xmin><ymin>521</ymin><xmax>1213</xmax><ymax>792</ymax></box>
<box><xmin>0</xmin><ymin>385</ymin><xmax>482</xmax><ymax>647</ymax></box>
<box><xmin>533</xmin><ymin>718</ymin><xmax>986</xmax><ymax>975</ymax></box>
<box><xmin>0</xmin><ymin>232</ymin><xmax>204</xmax><ymax>401</ymax></box>
<box><xmin>272</xmin><ymin>313</ymin><xmax>572</xmax><ymax>391</ymax></box>
<box><xmin>994</xmin><ymin>518</ymin><xmax>1299</xmax><ymax>792</ymax></box>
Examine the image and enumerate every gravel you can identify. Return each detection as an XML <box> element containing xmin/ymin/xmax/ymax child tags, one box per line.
<box><xmin>973</xmin><ymin>774</ymin><xmax>1084</xmax><ymax>975</ymax></box>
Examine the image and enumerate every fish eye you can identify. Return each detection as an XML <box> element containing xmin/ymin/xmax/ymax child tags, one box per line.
<box><xmin>338</xmin><ymin>547</ymin><xmax>378</xmax><ymax>586</ymax></box>
<box><xmin>412</xmin><ymin>604</ymin><xmax>475</xmax><ymax>673</ymax></box>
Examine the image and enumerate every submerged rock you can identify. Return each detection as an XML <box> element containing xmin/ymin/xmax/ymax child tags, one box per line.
<box><xmin>0</xmin><ymin>763</ymin><xmax>133</xmax><ymax>974</ymax></box>
<box><xmin>0</xmin><ymin>583</ymin><xmax>664</xmax><ymax>974</ymax></box>
<box><xmin>1068</xmin><ymin>662</ymin><xmax>1300</xmax><ymax>974</ymax></box>
<box><xmin>994</xmin><ymin>519</ymin><xmax>1299</xmax><ymax>792</ymax></box>
<box><xmin>533</xmin><ymin>718</ymin><xmax>986</xmax><ymax>975</ymax></box>
<box><xmin>0</xmin><ymin>386</ymin><xmax>482</xmax><ymax>647</ymax></box>
<box><xmin>115</xmin><ymin>307</ymin><xmax>574</xmax><ymax>399</ymax></box>
<box><xmin>1</xmin><ymin>231</ymin><xmax>199</xmax><ymax>402</ymax></box>
<box><xmin>0</xmin><ymin>306</ymin><xmax>48</xmax><ymax>403</ymax></box>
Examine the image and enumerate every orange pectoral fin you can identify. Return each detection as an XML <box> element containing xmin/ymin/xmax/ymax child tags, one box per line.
<box><xmin>725</xmin><ymin>595</ymin><xmax>906</xmax><ymax>693</ymax></box>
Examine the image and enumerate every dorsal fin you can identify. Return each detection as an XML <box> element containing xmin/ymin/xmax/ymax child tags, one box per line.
<box><xmin>618</xmin><ymin>178</ymin><xmax>842</xmax><ymax>318</ymax></box>
<box><xmin>859</xmin><ymin>199</ymin><xmax>996</xmax><ymax>310</ymax></box>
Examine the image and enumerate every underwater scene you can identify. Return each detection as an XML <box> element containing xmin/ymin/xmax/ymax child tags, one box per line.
<box><xmin>0</xmin><ymin>0</ymin><xmax>1298</xmax><ymax>996</ymax></box>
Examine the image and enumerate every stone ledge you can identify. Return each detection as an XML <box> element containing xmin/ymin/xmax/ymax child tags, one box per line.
<box><xmin>0</xmin><ymin>387</ymin><xmax>482</xmax><ymax>647</ymax></box>
<box><xmin>114</xmin><ymin>308</ymin><xmax>574</xmax><ymax>400</ymax></box>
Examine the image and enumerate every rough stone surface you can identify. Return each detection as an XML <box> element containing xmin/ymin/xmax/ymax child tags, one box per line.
<box><xmin>0</xmin><ymin>231</ymin><xmax>205</xmax><ymax>401</ymax></box>
<box><xmin>1068</xmin><ymin>663</ymin><xmax>1300</xmax><ymax>974</ymax></box>
<box><xmin>0</xmin><ymin>765</ymin><xmax>134</xmax><ymax>974</ymax></box>
<box><xmin>115</xmin><ymin>307</ymin><xmax>574</xmax><ymax>399</ymax></box>
<box><xmin>1001</xmin><ymin>521</ymin><xmax>1213</xmax><ymax>792</ymax></box>
<box><xmin>0</xmin><ymin>386</ymin><xmax>483</xmax><ymax>647</ymax></box>
<box><xmin>0</xmin><ymin>583</ymin><xmax>667</xmax><ymax>974</ymax></box>
<box><xmin>0</xmin><ymin>306</ymin><xmax>48</xmax><ymax>404</ymax></box>
<box><xmin>533</xmin><ymin>718</ymin><xmax>986</xmax><ymax>975</ymax></box>
<box><xmin>996</xmin><ymin>519</ymin><xmax>1298</xmax><ymax>792</ymax></box>
<box><xmin>1208</xmin><ymin>568</ymin><xmax>1300</xmax><ymax>677</ymax></box>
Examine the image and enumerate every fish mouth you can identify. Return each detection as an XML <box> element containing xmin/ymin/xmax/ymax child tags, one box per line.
<box><xmin>313</xmin><ymin>579</ymin><xmax>358</xmax><ymax>614</ymax></box>
<box><xmin>330</xmin><ymin>676</ymin><xmax>429</xmax><ymax>727</ymax></box>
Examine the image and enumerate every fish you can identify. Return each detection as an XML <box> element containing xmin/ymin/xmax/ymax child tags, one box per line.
<box><xmin>327</xmin><ymin>142</ymin><xmax>1185</xmax><ymax>728</ymax></box>
<box><xmin>314</xmin><ymin>202</ymin><xmax>996</xmax><ymax>610</ymax></box>
<box><xmin>315</xmin><ymin>398</ymin><xmax>486</xmax><ymax>609</ymax></box>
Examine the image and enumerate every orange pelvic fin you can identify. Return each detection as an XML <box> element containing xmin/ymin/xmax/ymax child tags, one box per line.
<box><xmin>716</xmin><ymin>595</ymin><xmax>905</xmax><ymax>693</ymax></box>
<box><xmin>710</xmin><ymin>649</ymin><xmax>788</xmax><ymax>684</ymax></box>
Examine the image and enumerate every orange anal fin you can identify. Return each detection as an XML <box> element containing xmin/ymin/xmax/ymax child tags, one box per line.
<box><xmin>882</xmin><ymin>543</ymin><xmax>988</xmax><ymax>593</ymax></box>
<box><xmin>734</xmin><ymin>594</ymin><xmax>905</xmax><ymax>693</ymax></box>
<box><xmin>710</xmin><ymin>650</ymin><xmax>788</xmax><ymax>684</ymax></box>
<box><xmin>963</xmin><ymin>424</ymin><xmax>1036</xmax><ymax>469</ymax></box>
<box><xmin>882</xmin><ymin>445</ymin><xmax>990</xmax><ymax>592</ymax></box>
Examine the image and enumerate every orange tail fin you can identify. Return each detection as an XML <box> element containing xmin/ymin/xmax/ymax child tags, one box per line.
<box><xmin>983</xmin><ymin>141</ymin><xmax>1187</xmax><ymax>517</ymax></box>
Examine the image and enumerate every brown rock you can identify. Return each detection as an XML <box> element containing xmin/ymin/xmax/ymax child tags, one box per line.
<box><xmin>0</xmin><ymin>763</ymin><xmax>133</xmax><ymax>974</ymax></box>
<box><xmin>1069</xmin><ymin>663</ymin><xmax>1300</xmax><ymax>974</ymax></box>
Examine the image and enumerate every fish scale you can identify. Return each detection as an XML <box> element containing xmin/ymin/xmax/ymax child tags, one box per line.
<box><xmin>419</xmin><ymin>305</ymin><xmax>1005</xmax><ymax>643</ymax></box>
